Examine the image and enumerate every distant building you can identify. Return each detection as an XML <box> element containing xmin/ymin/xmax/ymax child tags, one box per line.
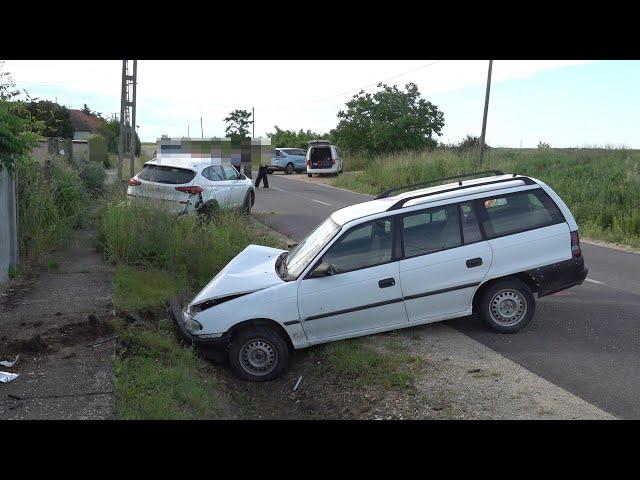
<box><xmin>68</xmin><ymin>109</ymin><xmax>101</xmax><ymax>140</ymax></box>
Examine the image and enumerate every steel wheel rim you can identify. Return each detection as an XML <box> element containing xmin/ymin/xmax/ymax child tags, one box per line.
<box><xmin>489</xmin><ymin>289</ymin><xmax>527</xmax><ymax>326</ymax></box>
<box><xmin>239</xmin><ymin>338</ymin><xmax>278</xmax><ymax>376</ymax></box>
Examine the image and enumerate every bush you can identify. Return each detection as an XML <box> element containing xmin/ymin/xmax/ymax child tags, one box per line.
<box><xmin>78</xmin><ymin>159</ymin><xmax>105</xmax><ymax>196</ymax></box>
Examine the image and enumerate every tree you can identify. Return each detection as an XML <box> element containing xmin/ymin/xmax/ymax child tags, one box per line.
<box><xmin>96</xmin><ymin>117</ymin><xmax>140</xmax><ymax>156</ymax></box>
<box><xmin>455</xmin><ymin>134</ymin><xmax>490</xmax><ymax>150</ymax></box>
<box><xmin>21</xmin><ymin>100</ymin><xmax>74</xmax><ymax>138</ymax></box>
<box><xmin>266</xmin><ymin>125</ymin><xmax>331</xmax><ymax>149</ymax></box>
<box><xmin>224</xmin><ymin>109</ymin><xmax>253</xmax><ymax>138</ymax></box>
<box><xmin>81</xmin><ymin>103</ymin><xmax>93</xmax><ymax>115</ymax></box>
<box><xmin>538</xmin><ymin>141</ymin><xmax>550</xmax><ymax>149</ymax></box>
<box><xmin>331</xmin><ymin>82</ymin><xmax>444</xmax><ymax>155</ymax></box>
<box><xmin>0</xmin><ymin>63</ymin><xmax>40</xmax><ymax>173</ymax></box>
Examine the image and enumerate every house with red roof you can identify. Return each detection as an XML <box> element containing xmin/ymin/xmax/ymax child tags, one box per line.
<box><xmin>68</xmin><ymin>109</ymin><xmax>101</xmax><ymax>140</ymax></box>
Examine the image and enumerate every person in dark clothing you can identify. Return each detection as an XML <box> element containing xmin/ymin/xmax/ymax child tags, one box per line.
<box><xmin>255</xmin><ymin>164</ymin><xmax>269</xmax><ymax>188</ymax></box>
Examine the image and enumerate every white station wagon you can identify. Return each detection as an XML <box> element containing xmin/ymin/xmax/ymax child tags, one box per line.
<box><xmin>171</xmin><ymin>171</ymin><xmax>588</xmax><ymax>381</ymax></box>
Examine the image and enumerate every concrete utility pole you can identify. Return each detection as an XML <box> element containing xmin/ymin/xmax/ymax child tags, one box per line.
<box><xmin>200</xmin><ymin>117</ymin><xmax>203</xmax><ymax>138</ymax></box>
<box><xmin>252</xmin><ymin>107</ymin><xmax>255</xmax><ymax>138</ymax></box>
<box><xmin>129</xmin><ymin>60</ymin><xmax>137</xmax><ymax>179</ymax></box>
<box><xmin>479</xmin><ymin>59</ymin><xmax>493</xmax><ymax>167</ymax></box>
<box><xmin>117</xmin><ymin>60</ymin><xmax>138</xmax><ymax>180</ymax></box>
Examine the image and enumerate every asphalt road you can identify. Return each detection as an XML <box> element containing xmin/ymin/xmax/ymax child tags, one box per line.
<box><xmin>253</xmin><ymin>173</ymin><xmax>640</xmax><ymax>419</ymax></box>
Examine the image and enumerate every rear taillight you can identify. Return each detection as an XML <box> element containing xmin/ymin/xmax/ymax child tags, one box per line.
<box><xmin>129</xmin><ymin>178</ymin><xmax>141</xmax><ymax>186</ymax></box>
<box><xmin>175</xmin><ymin>186</ymin><xmax>204</xmax><ymax>195</ymax></box>
<box><xmin>306</xmin><ymin>159</ymin><xmax>311</xmax><ymax>166</ymax></box>
<box><xmin>570</xmin><ymin>230</ymin><xmax>581</xmax><ymax>258</ymax></box>
<box><xmin>332</xmin><ymin>158</ymin><xmax>336</xmax><ymax>165</ymax></box>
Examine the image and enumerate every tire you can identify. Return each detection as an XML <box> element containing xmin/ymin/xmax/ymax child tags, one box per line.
<box><xmin>307</xmin><ymin>173</ymin><xmax>312</xmax><ymax>178</ymax></box>
<box><xmin>228</xmin><ymin>326</ymin><xmax>289</xmax><ymax>382</ymax></box>
<box><xmin>285</xmin><ymin>163</ymin><xmax>294</xmax><ymax>175</ymax></box>
<box><xmin>478</xmin><ymin>278</ymin><xmax>535</xmax><ymax>333</ymax></box>
<box><xmin>198</xmin><ymin>201</ymin><xmax>219</xmax><ymax>220</ymax></box>
<box><xmin>242</xmin><ymin>191</ymin><xmax>253</xmax><ymax>215</ymax></box>
<box><xmin>267</xmin><ymin>169</ymin><xmax>273</xmax><ymax>175</ymax></box>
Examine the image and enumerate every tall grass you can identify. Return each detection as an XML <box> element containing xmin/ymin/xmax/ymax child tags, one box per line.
<box><xmin>16</xmin><ymin>155</ymin><xmax>90</xmax><ymax>266</ymax></box>
<box><xmin>99</xmin><ymin>195</ymin><xmax>281</xmax><ymax>294</ymax></box>
<box><xmin>336</xmin><ymin>148</ymin><xmax>640</xmax><ymax>247</ymax></box>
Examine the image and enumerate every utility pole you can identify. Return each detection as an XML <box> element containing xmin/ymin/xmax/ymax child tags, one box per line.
<box><xmin>479</xmin><ymin>59</ymin><xmax>493</xmax><ymax>167</ymax></box>
<box><xmin>200</xmin><ymin>117</ymin><xmax>203</xmax><ymax>138</ymax></box>
<box><xmin>117</xmin><ymin>60</ymin><xmax>137</xmax><ymax>180</ymax></box>
<box><xmin>187</xmin><ymin>125</ymin><xmax>190</xmax><ymax>138</ymax></box>
<box><xmin>252</xmin><ymin>107</ymin><xmax>255</xmax><ymax>138</ymax></box>
<box><xmin>129</xmin><ymin>60</ymin><xmax>137</xmax><ymax>179</ymax></box>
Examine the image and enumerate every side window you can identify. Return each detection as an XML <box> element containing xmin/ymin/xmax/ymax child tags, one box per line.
<box><xmin>203</xmin><ymin>166</ymin><xmax>224</xmax><ymax>181</ymax></box>
<box><xmin>402</xmin><ymin>204</ymin><xmax>461</xmax><ymax>258</ymax></box>
<box><xmin>459</xmin><ymin>202</ymin><xmax>483</xmax><ymax>244</ymax></box>
<box><xmin>276</xmin><ymin>150</ymin><xmax>284</xmax><ymax>157</ymax></box>
<box><xmin>479</xmin><ymin>189</ymin><xmax>565</xmax><ymax>239</ymax></box>
<box><xmin>222</xmin><ymin>165</ymin><xmax>239</xmax><ymax>180</ymax></box>
<box><xmin>322</xmin><ymin>219</ymin><xmax>393</xmax><ymax>273</ymax></box>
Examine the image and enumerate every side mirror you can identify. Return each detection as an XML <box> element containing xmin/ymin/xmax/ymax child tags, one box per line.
<box><xmin>310</xmin><ymin>262</ymin><xmax>334</xmax><ymax>278</ymax></box>
<box><xmin>287</xmin><ymin>242</ymin><xmax>299</xmax><ymax>250</ymax></box>
<box><xmin>239</xmin><ymin>173</ymin><xmax>246</xmax><ymax>180</ymax></box>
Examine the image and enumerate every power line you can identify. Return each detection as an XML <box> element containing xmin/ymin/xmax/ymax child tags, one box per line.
<box><xmin>305</xmin><ymin>60</ymin><xmax>442</xmax><ymax>104</ymax></box>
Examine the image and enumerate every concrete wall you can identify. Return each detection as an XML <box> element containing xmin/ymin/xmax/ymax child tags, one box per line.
<box><xmin>0</xmin><ymin>168</ymin><xmax>18</xmax><ymax>284</ymax></box>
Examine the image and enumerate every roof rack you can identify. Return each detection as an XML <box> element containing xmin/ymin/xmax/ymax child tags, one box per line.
<box><xmin>307</xmin><ymin>139</ymin><xmax>331</xmax><ymax>145</ymax></box>
<box><xmin>375</xmin><ymin>170</ymin><xmax>505</xmax><ymax>200</ymax></box>
<box><xmin>386</xmin><ymin>174</ymin><xmax>537</xmax><ymax>211</ymax></box>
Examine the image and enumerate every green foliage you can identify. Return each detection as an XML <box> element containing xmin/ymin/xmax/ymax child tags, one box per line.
<box><xmin>96</xmin><ymin>117</ymin><xmax>141</xmax><ymax>156</ymax></box>
<box><xmin>335</xmin><ymin>148</ymin><xmax>640</xmax><ymax>247</ymax></box>
<box><xmin>99</xmin><ymin>200</ymin><xmax>280</xmax><ymax>292</ymax></box>
<box><xmin>20</xmin><ymin>100</ymin><xmax>74</xmax><ymax>138</ymax></box>
<box><xmin>266</xmin><ymin>125</ymin><xmax>330</xmax><ymax>149</ymax></box>
<box><xmin>115</xmin><ymin>326</ymin><xmax>226</xmax><ymax>419</ymax></box>
<box><xmin>444</xmin><ymin>134</ymin><xmax>490</xmax><ymax>150</ymax></box>
<box><xmin>88</xmin><ymin>134</ymin><xmax>109</xmax><ymax>166</ymax></box>
<box><xmin>320</xmin><ymin>338</ymin><xmax>422</xmax><ymax>389</ymax></box>
<box><xmin>0</xmin><ymin>63</ymin><xmax>40</xmax><ymax>173</ymax></box>
<box><xmin>224</xmin><ymin>109</ymin><xmax>253</xmax><ymax>138</ymax></box>
<box><xmin>16</xmin><ymin>155</ymin><xmax>88</xmax><ymax>265</ymax></box>
<box><xmin>114</xmin><ymin>265</ymin><xmax>186</xmax><ymax>313</ymax></box>
<box><xmin>331</xmin><ymin>82</ymin><xmax>444</xmax><ymax>155</ymax></box>
<box><xmin>7</xmin><ymin>263</ymin><xmax>18</xmax><ymax>279</ymax></box>
<box><xmin>77</xmin><ymin>158</ymin><xmax>105</xmax><ymax>196</ymax></box>
<box><xmin>538</xmin><ymin>141</ymin><xmax>551</xmax><ymax>149</ymax></box>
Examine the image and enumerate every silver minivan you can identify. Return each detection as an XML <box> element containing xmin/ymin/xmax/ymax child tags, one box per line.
<box><xmin>306</xmin><ymin>140</ymin><xmax>344</xmax><ymax>177</ymax></box>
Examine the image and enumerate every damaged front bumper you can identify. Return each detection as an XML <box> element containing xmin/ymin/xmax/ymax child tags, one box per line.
<box><xmin>169</xmin><ymin>298</ymin><xmax>230</xmax><ymax>350</ymax></box>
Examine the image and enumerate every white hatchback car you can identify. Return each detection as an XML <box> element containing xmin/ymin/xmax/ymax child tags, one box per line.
<box><xmin>127</xmin><ymin>158</ymin><xmax>255</xmax><ymax>215</ymax></box>
<box><xmin>171</xmin><ymin>171</ymin><xmax>588</xmax><ymax>381</ymax></box>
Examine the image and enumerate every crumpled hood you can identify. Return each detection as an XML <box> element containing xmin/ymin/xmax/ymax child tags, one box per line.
<box><xmin>189</xmin><ymin>244</ymin><xmax>287</xmax><ymax>308</ymax></box>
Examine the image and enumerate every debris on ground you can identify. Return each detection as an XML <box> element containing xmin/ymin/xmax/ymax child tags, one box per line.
<box><xmin>293</xmin><ymin>375</ymin><xmax>303</xmax><ymax>392</ymax></box>
<box><xmin>0</xmin><ymin>355</ymin><xmax>19</xmax><ymax>368</ymax></box>
<box><xmin>88</xmin><ymin>335</ymin><xmax>118</xmax><ymax>348</ymax></box>
<box><xmin>0</xmin><ymin>372</ymin><xmax>19</xmax><ymax>383</ymax></box>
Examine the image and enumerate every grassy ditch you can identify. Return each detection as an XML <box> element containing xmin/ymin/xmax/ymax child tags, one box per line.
<box><xmin>337</xmin><ymin>148</ymin><xmax>640</xmax><ymax>248</ymax></box>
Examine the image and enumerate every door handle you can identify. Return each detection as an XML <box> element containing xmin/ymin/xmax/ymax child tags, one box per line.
<box><xmin>378</xmin><ymin>278</ymin><xmax>395</xmax><ymax>288</ymax></box>
<box><xmin>466</xmin><ymin>257</ymin><xmax>483</xmax><ymax>268</ymax></box>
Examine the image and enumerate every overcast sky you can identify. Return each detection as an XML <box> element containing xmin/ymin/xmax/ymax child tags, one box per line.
<box><xmin>3</xmin><ymin>60</ymin><xmax>639</xmax><ymax>148</ymax></box>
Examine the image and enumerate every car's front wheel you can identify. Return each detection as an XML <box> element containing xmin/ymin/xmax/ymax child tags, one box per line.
<box><xmin>478</xmin><ymin>278</ymin><xmax>535</xmax><ymax>333</ymax></box>
<box><xmin>307</xmin><ymin>173</ymin><xmax>312</xmax><ymax>177</ymax></box>
<box><xmin>242</xmin><ymin>191</ymin><xmax>253</xmax><ymax>215</ymax></box>
<box><xmin>228</xmin><ymin>326</ymin><xmax>289</xmax><ymax>381</ymax></box>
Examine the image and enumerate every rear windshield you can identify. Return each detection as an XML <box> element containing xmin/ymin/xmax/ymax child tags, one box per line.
<box><xmin>138</xmin><ymin>164</ymin><xmax>196</xmax><ymax>184</ymax></box>
<box><xmin>283</xmin><ymin>149</ymin><xmax>306</xmax><ymax>156</ymax></box>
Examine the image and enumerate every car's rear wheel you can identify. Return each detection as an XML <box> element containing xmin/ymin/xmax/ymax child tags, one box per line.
<box><xmin>479</xmin><ymin>278</ymin><xmax>535</xmax><ymax>333</ymax></box>
<box><xmin>267</xmin><ymin>169</ymin><xmax>273</xmax><ymax>174</ymax></box>
<box><xmin>285</xmin><ymin>163</ymin><xmax>294</xmax><ymax>175</ymax></box>
<box><xmin>307</xmin><ymin>173</ymin><xmax>312</xmax><ymax>177</ymax></box>
<box><xmin>228</xmin><ymin>326</ymin><xmax>289</xmax><ymax>381</ymax></box>
<box><xmin>198</xmin><ymin>201</ymin><xmax>219</xmax><ymax>220</ymax></box>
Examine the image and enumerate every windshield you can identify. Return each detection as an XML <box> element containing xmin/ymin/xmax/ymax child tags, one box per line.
<box><xmin>285</xmin><ymin>217</ymin><xmax>340</xmax><ymax>278</ymax></box>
